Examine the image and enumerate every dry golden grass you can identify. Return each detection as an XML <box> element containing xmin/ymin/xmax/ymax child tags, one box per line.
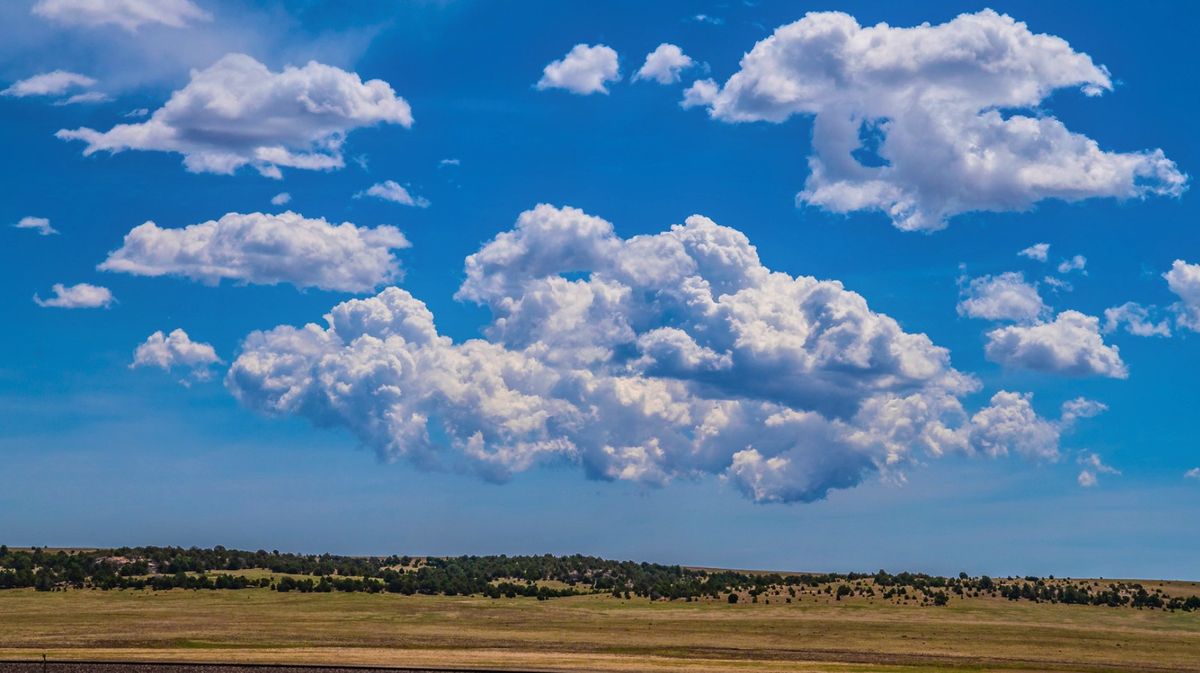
<box><xmin>1</xmin><ymin>586</ymin><xmax>1198</xmax><ymax>672</ymax></box>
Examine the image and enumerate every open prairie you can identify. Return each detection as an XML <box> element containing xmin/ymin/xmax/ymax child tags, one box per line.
<box><xmin>2</xmin><ymin>584</ymin><xmax>1199</xmax><ymax>673</ymax></box>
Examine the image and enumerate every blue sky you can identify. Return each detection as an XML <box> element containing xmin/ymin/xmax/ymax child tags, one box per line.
<box><xmin>2</xmin><ymin>0</ymin><xmax>1198</xmax><ymax>579</ymax></box>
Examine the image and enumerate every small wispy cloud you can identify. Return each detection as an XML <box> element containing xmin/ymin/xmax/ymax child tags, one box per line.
<box><xmin>356</xmin><ymin>180</ymin><xmax>430</xmax><ymax>208</ymax></box>
<box><xmin>14</xmin><ymin>216</ymin><xmax>58</xmax><ymax>236</ymax></box>
<box><xmin>1057</xmin><ymin>254</ymin><xmax>1087</xmax><ymax>274</ymax></box>
<box><xmin>34</xmin><ymin>282</ymin><xmax>114</xmax><ymax>309</ymax></box>
<box><xmin>55</xmin><ymin>91</ymin><xmax>111</xmax><ymax>106</ymax></box>
<box><xmin>1077</xmin><ymin>451</ymin><xmax>1119</xmax><ymax>488</ymax></box>
<box><xmin>2</xmin><ymin>70</ymin><xmax>95</xmax><ymax>97</ymax></box>
<box><xmin>1018</xmin><ymin>243</ymin><xmax>1049</xmax><ymax>262</ymax></box>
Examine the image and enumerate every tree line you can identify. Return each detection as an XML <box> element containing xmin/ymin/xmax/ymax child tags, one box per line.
<box><xmin>1</xmin><ymin>545</ymin><xmax>1197</xmax><ymax>612</ymax></box>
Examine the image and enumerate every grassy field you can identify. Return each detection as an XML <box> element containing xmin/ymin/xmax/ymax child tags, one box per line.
<box><xmin>2</xmin><ymin>584</ymin><xmax>1199</xmax><ymax>673</ymax></box>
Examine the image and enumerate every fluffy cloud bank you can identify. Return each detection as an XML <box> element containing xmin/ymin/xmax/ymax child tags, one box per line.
<box><xmin>99</xmin><ymin>211</ymin><xmax>411</xmax><ymax>292</ymax></box>
<box><xmin>132</xmin><ymin>328</ymin><xmax>221</xmax><ymax>381</ymax></box>
<box><xmin>56</xmin><ymin>53</ymin><xmax>412</xmax><ymax>177</ymax></box>
<box><xmin>227</xmin><ymin>205</ymin><xmax>1080</xmax><ymax>503</ymax></box>
<box><xmin>634</xmin><ymin>44</ymin><xmax>694</xmax><ymax>85</ymax></box>
<box><xmin>537</xmin><ymin>44</ymin><xmax>620</xmax><ymax>95</ymax></box>
<box><xmin>985</xmin><ymin>310</ymin><xmax>1127</xmax><ymax>378</ymax></box>
<box><xmin>32</xmin><ymin>0</ymin><xmax>210</xmax><ymax>31</ymax></box>
<box><xmin>684</xmin><ymin>10</ymin><xmax>1186</xmax><ymax>231</ymax></box>
<box><xmin>34</xmin><ymin>282</ymin><xmax>114</xmax><ymax>308</ymax></box>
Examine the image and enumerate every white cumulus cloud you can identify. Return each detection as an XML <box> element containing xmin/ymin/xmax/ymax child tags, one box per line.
<box><xmin>1060</xmin><ymin>397</ymin><xmax>1108</xmax><ymax>427</ymax></box>
<box><xmin>1077</xmin><ymin>451</ymin><xmax>1119</xmax><ymax>487</ymax></box>
<box><xmin>984</xmin><ymin>310</ymin><xmax>1127</xmax><ymax>378</ymax></box>
<box><xmin>1018</xmin><ymin>243</ymin><xmax>1050</xmax><ymax>262</ymax></box>
<box><xmin>1057</xmin><ymin>254</ymin><xmax>1087</xmax><ymax>274</ymax></box>
<box><xmin>957</xmin><ymin>272</ymin><xmax>1046</xmax><ymax>322</ymax></box>
<box><xmin>357</xmin><ymin>180</ymin><xmax>430</xmax><ymax>208</ymax></box>
<box><xmin>34</xmin><ymin>282</ymin><xmax>114</xmax><ymax>308</ymax></box>
<box><xmin>56</xmin><ymin>53</ymin><xmax>412</xmax><ymax>178</ymax></box>
<box><xmin>684</xmin><ymin>10</ymin><xmax>1186</xmax><ymax>231</ymax></box>
<box><xmin>634</xmin><ymin>43</ymin><xmax>695</xmax><ymax>85</ymax></box>
<box><xmin>968</xmin><ymin>391</ymin><xmax>1063</xmax><ymax>461</ymax></box>
<box><xmin>226</xmin><ymin>204</ymin><xmax>1076</xmax><ymax>504</ymax></box>
<box><xmin>2</xmin><ymin>70</ymin><xmax>96</xmax><ymax>97</ymax></box>
<box><xmin>132</xmin><ymin>328</ymin><xmax>222</xmax><ymax>381</ymax></box>
<box><xmin>537</xmin><ymin>44</ymin><xmax>620</xmax><ymax>95</ymax></box>
<box><xmin>14</xmin><ymin>216</ymin><xmax>58</xmax><ymax>236</ymax></box>
<box><xmin>1186</xmin><ymin>467</ymin><xmax>1200</xmax><ymax>480</ymax></box>
<box><xmin>32</xmin><ymin>0</ymin><xmax>211</xmax><ymax>32</ymax></box>
<box><xmin>99</xmin><ymin>211</ymin><xmax>411</xmax><ymax>292</ymax></box>
<box><xmin>1103</xmin><ymin>302</ymin><xmax>1170</xmax><ymax>337</ymax></box>
<box><xmin>1165</xmin><ymin>259</ymin><xmax>1200</xmax><ymax>332</ymax></box>
<box><xmin>1042</xmin><ymin>276</ymin><xmax>1072</xmax><ymax>293</ymax></box>
<box><xmin>270</xmin><ymin>192</ymin><xmax>291</xmax><ymax>206</ymax></box>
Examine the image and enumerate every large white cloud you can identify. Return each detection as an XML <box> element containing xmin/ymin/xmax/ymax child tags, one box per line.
<box><xmin>634</xmin><ymin>43</ymin><xmax>694</xmax><ymax>85</ymax></box>
<box><xmin>536</xmin><ymin>44</ymin><xmax>620</xmax><ymax>95</ymax></box>
<box><xmin>684</xmin><ymin>10</ymin><xmax>1186</xmax><ymax>231</ymax></box>
<box><xmin>2</xmin><ymin>70</ymin><xmax>96</xmax><ymax>97</ymax></box>
<box><xmin>985</xmin><ymin>310</ymin><xmax>1127</xmax><ymax>378</ymax></box>
<box><xmin>132</xmin><ymin>328</ymin><xmax>221</xmax><ymax>381</ymax></box>
<box><xmin>99</xmin><ymin>211</ymin><xmax>411</xmax><ymax>292</ymax></box>
<box><xmin>227</xmin><ymin>204</ymin><xmax>1079</xmax><ymax>503</ymax></box>
<box><xmin>32</xmin><ymin>0</ymin><xmax>210</xmax><ymax>32</ymax></box>
<box><xmin>1165</xmin><ymin>260</ymin><xmax>1200</xmax><ymax>332</ymax></box>
<box><xmin>957</xmin><ymin>272</ymin><xmax>1046</xmax><ymax>323</ymax></box>
<box><xmin>56</xmin><ymin>53</ymin><xmax>412</xmax><ymax>178</ymax></box>
<box><xmin>33</xmin><ymin>282</ymin><xmax>114</xmax><ymax>309</ymax></box>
